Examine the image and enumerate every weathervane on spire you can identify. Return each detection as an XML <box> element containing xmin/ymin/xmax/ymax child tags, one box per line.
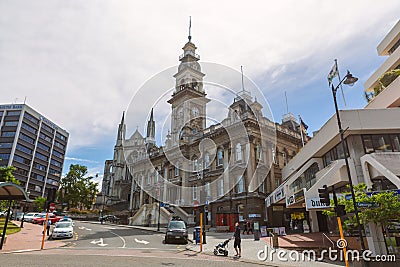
<box><xmin>188</xmin><ymin>16</ymin><xmax>192</xmax><ymax>42</ymax></box>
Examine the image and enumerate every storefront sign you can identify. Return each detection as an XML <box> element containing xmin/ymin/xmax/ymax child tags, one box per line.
<box><xmin>248</xmin><ymin>213</ymin><xmax>261</xmax><ymax>218</ymax></box>
<box><xmin>274</xmin><ymin>187</ymin><xmax>285</xmax><ymax>202</ymax></box>
<box><xmin>0</xmin><ymin>104</ymin><xmax>23</xmax><ymax>110</ymax></box>
<box><xmin>305</xmin><ymin>197</ymin><xmax>331</xmax><ymax>210</ymax></box>
<box><xmin>286</xmin><ymin>188</ymin><xmax>306</xmax><ymax>207</ymax></box>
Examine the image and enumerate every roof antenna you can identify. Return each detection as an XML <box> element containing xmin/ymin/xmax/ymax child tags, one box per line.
<box><xmin>188</xmin><ymin>16</ymin><xmax>192</xmax><ymax>42</ymax></box>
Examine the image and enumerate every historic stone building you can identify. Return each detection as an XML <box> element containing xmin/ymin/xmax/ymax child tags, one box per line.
<box><xmin>101</xmin><ymin>35</ymin><xmax>302</xmax><ymax>227</ymax></box>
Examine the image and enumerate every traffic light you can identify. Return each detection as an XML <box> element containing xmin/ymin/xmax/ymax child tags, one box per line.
<box><xmin>318</xmin><ymin>185</ymin><xmax>330</xmax><ymax>206</ymax></box>
<box><xmin>47</xmin><ymin>188</ymin><xmax>57</xmax><ymax>203</ymax></box>
<box><xmin>335</xmin><ymin>204</ymin><xmax>346</xmax><ymax>216</ymax></box>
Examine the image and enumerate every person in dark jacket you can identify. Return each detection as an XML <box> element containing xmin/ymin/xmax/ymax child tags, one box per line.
<box><xmin>232</xmin><ymin>222</ymin><xmax>241</xmax><ymax>258</ymax></box>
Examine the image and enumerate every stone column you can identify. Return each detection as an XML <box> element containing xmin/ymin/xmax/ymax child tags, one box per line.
<box><xmin>308</xmin><ymin>210</ymin><xmax>319</xmax><ymax>232</ymax></box>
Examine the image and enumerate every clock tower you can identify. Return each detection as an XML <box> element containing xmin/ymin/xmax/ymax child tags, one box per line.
<box><xmin>168</xmin><ymin>35</ymin><xmax>209</xmax><ymax>145</ymax></box>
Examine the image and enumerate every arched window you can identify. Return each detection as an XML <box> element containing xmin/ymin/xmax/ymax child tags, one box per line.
<box><xmin>193</xmin><ymin>157</ymin><xmax>198</xmax><ymax>172</ymax></box>
<box><xmin>217</xmin><ymin>149</ymin><xmax>223</xmax><ymax>166</ymax></box>
<box><xmin>236</xmin><ymin>143</ymin><xmax>242</xmax><ymax>162</ymax></box>
<box><xmin>147</xmin><ymin>172</ymin><xmax>152</xmax><ymax>185</ymax></box>
<box><xmin>283</xmin><ymin>149</ymin><xmax>288</xmax><ymax>166</ymax></box>
<box><xmin>237</xmin><ymin>175</ymin><xmax>244</xmax><ymax>193</ymax></box>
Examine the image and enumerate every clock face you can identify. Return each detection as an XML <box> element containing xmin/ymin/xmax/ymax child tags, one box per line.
<box><xmin>192</xmin><ymin>107</ymin><xmax>199</xmax><ymax>117</ymax></box>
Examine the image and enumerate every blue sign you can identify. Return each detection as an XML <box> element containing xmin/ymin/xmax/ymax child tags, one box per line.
<box><xmin>345</xmin><ymin>189</ymin><xmax>400</xmax><ymax>200</ymax></box>
<box><xmin>160</xmin><ymin>202</ymin><xmax>165</xmax><ymax>207</ymax></box>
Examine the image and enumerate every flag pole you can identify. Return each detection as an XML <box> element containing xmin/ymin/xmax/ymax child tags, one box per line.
<box><xmin>298</xmin><ymin>115</ymin><xmax>305</xmax><ymax>147</ymax></box>
<box><xmin>335</xmin><ymin>59</ymin><xmax>347</xmax><ymax>108</ymax></box>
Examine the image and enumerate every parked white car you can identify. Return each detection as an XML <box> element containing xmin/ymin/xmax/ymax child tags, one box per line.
<box><xmin>23</xmin><ymin>212</ymin><xmax>41</xmax><ymax>223</ymax></box>
<box><xmin>51</xmin><ymin>222</ymin><xmax>74</xmax><ymax>239</ymax></box>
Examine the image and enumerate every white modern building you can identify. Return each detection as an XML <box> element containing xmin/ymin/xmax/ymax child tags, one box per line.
<box><xmin>266</xmin><ymin>19</ymin><xmax>400</xmax><ymax>256</ymax></box>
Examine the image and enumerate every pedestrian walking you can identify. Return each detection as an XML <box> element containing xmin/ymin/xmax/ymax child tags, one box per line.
<box><xmin>232</xmin><ymin>222</ymin><xmax>241</xmax><ymax>258</ymax></box>
<box><xmin>242</xmin><ymin>219</ymin><xmax>248</xmax><ymax>234</ymax></box>
<box><xmin>46</xmin><ymin>219</ymin><xmax>51</xmax><ymax>236</ymax></box>
<box><xmin>247</xmin><ymin>220</ymin><xmax>253</xmax><ymax>235</ymax></box>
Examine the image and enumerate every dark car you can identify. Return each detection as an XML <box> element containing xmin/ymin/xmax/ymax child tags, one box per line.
<box><xmin>101</xmin><ymin>215</ymin><xmax>120</xmax><ymax>223</ymax></box>
<box><xmin>165</xmin><ymin>220</ymin><xmax>188</xmax><ymax>244</ymax></box>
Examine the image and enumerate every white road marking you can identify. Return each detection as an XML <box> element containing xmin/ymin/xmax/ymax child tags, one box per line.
<box><xmin>90</xmin><ymin>238</ymin><xmax>108</xmax><ymax>247</ymax></box>
<box><xmin>134</xmin><ymin>238</ymin><xmax>150</xmax><ymax>245</ymax></box>
<box><xmin>103</xmin><ymin>226</ymin><xmax>116</xmax><ymax>230</ymax></box>
<box><xmin>110</xmin><ymin>231</ymin><xmax>126</xmax><ymax>248</ymax></box>
<box><xmin>78</xmin><ymin>226</ymin><xmax>92</xmax><ymax>231</ymax></box>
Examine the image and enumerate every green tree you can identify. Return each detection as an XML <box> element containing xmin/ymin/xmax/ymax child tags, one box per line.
<box><xmin>59</xmin><ymin>164</ymin><xmax>98</xmax><ymax>210</ymax></box>
<box><xmin>0</xmin><ymin>166</ymin><xmax>19</xmax><ymax>184</ymax></box>
<box><xmin>33</xmin><ymin>197</ymin><xmax>46</xmax><ymax>212</ymax></box>
<box><xmin>323</xmin><ymin>183</ymin><xmax>400</xmax><ymax>232</ymax></box>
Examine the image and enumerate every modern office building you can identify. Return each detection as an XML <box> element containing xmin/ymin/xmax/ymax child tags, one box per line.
<box><xmin>101</xmin><ymin>34</ymin><xmax>303</xmax><ymax>229</ymax></box>
<box><xmin>0</xmin><ymin>104</ymin><xmax>69</xmax><ymax>199</ymax></box>
<box><xmin>266</xmin><ymin>20</ymin><xmax>400</xmax><ymax>256</ymax></box>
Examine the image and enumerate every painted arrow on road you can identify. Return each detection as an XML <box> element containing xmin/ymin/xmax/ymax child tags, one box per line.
<box><xmin>90</xmin><ymin>238</ymin><xmax>108</xmax><ymax>247</ymax></box>
<box><xmin>134</xmin><ymin>238</ymin><xmax>149</xmax><ymax>245</ymax></box>
<box><xmin>79</xmin><ymin>226</ymin><xmax>92</xmax><ymax>231</ymax></box>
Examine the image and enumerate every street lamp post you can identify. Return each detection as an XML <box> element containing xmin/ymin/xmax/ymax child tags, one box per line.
<box><xmin>330</xmin><ymin>70</ymin><xmax>367</xmax><ymax>253</ymax></box>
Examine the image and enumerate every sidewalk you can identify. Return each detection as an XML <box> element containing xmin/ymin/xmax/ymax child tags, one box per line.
<box><xmin>184</xmin><ymin>230</ymin><xmax>346</xmax><ymax>267</ymax></box>
<box><xmin>0</xmin><ymin>220</ymin><xmax>66</xmax><ymax>253</ymax></box>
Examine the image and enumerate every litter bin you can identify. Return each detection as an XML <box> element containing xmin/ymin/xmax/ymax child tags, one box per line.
<box><xmin>272</xmin><ymin>234</ymin><xmax>279</xmax><ymax>248</ymax></box>
<box><xmin>193</xmin><ymin>226</ymin><xmax>201</xmax><ymax>244</ymax></box>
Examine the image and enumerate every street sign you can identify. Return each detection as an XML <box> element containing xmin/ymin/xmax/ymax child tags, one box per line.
<box><xmin>357</xmin><ymin>202</ymin><xmax>380</xmax><ymax>208</ymax></box>
<box><xmin>49</xmin><ymin>203</ymin><xmax>56</xmax><ymax>212</ymax></box>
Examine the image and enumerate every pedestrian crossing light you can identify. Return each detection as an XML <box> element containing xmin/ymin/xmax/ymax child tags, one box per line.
<box><xmin>318</xmin><ymin>185</ymin><xmax>330</xmax><ymax>206</ymax></box>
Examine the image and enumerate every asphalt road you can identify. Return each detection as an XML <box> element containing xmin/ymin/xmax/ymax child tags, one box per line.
<box><xmin>0</xmin><ymin>221</ymin><xmax>277</xmax><ymax>267</ymax></box>
<box><xmin>60</xmin><ymin>221</ymin><xmax>187</xmax><ymax>251</ymax></box>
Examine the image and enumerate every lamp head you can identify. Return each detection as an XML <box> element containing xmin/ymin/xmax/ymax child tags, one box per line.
<box><xmin>343</xmin><ymin>70</ymin><xmax>358</xmax><ymax>86</ymax></box>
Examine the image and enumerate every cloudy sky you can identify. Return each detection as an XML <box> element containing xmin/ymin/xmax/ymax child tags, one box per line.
<box><xmin>1</xmin><ymin>0</ymin><xmax>399</xmax><ymax>188</ymax></box>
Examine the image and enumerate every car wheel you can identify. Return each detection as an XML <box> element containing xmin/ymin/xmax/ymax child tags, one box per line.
<box><xmin>214</xmin><ymin>249</ymin><xmax>218</xmax><ymax>256</ymax></box>
<box><xmin>224</xmin><ymin>251</ymin><xmax>228</xmax><ymax>257</ymax></box>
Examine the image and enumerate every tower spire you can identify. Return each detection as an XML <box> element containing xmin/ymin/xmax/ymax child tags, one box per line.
<box><xmin>188</xmin><ymin>16</ymin><xmax>192</xmax><ymax>42</ymax></box>
<box><xmin>121</xmin><ymin>111</ymin><xmax>125</xmax><ymax>124</ymax></box>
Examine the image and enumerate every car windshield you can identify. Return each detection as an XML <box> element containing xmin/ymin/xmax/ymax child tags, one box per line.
<box><xmin>168</xmin><ymin>221</ymin><xmax>186</xmax><ymax>229</ymax></box>
<box><xmin>25</xmin><ymin>213</ymin><xmax>35</xmax><ymax>216</ymax></box>
<box><xmin>56</xmin><ymin>222</ymin><xmax>72</xmax><ymax>228</ymax></box>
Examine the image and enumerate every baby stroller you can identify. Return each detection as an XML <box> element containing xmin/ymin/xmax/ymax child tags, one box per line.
<box><xmin>213</xmin><ymin>239</ymin><xmax>230</xmax><ymax>256</ymax></box>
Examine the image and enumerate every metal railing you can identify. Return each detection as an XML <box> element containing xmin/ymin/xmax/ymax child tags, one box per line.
<box><xmin>322</xmin><ymin>232</ymin><xmax>335</xmax><ymax>248</ymax></box>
